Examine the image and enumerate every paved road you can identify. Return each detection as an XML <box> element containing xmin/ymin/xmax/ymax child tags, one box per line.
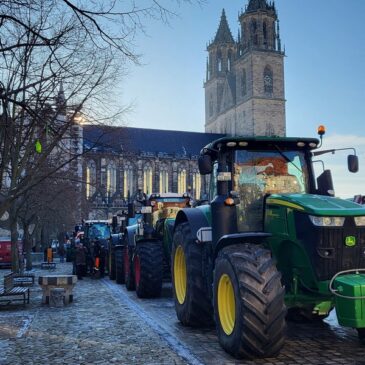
<box><xmin>104</xmin><ymin>278</ymin><xmax>365</xmax><ymax>365</ymax></box>
<box><xmin>0</xmin><ymin>262</ymin><xmax>364</xmax><ymax>365</ymax></box>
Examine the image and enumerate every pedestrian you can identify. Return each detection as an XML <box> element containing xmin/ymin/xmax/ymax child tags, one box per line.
<box><xmin>58</xmin><ymin>243</ymin><xmax>66</xmax><ymax>263</ymax></box>
<box><xmin>93</xmin><ymin>240</ymin><xmax>105</xmax><ymax>278</ymax></box>
<box><xmin>75</xmin><ymin>243</ymin><xmax>87</xmax><ymax>279</ymax></box>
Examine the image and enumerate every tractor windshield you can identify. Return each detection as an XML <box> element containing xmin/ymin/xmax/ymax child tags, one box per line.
<box><xmin>233</xmin><ymin>149</ymin><xmax>309</xmax><ymax>231</ymax></box>
<box><xmin>88</xmin><ymin>223</ymin><xmax>111</xmax><ymax>240</ymax></box>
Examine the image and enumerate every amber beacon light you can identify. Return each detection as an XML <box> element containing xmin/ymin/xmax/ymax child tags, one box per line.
<box><xmin>317</xmin><ymin>125</ymin><xmax>326</xmax><ymax>136</ymax></box>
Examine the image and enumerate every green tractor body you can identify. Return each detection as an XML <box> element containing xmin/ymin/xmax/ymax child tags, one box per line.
<box><xmin>171</xmin><ymin>135</ymin><xmax>365</xmax><ymax>359</ymax></box>
<box><xmin>122</xmin><ymin>192</ymin><xmax>193</xmax><ymax>297</ymax></box>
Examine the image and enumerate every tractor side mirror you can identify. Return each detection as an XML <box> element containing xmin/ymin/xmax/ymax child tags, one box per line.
<box><xmin>317</xmin><ymin>169</ymin><xmax>334</xmax><ymax>196</ymax></box>
<box><xmin>198</xmin><ymin>155</ymin><xmax>212</xmax><ymax>175</ymax></box>
<box><xmin>128</xmin><ymin>202</ymin><xmax>135</xmax><ymax>218</ymax></box>
<box><xmin>348</xmin><ymin>155</ymin><xmax>359</xmax><ymax>173</ymax></box>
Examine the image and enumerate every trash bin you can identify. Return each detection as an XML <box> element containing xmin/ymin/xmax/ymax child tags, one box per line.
<box><xmin>49</xmin><ymin>287</ymin><xmax>65</xmax><ymax>307</ymax></box>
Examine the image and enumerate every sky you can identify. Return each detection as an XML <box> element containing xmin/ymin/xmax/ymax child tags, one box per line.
<box><xmin>119</xmin><ymin>0</ymin><xmax>365</xmax><ymax>198</ymax></box>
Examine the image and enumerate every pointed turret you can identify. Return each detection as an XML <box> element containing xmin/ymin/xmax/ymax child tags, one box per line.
<box><xmin>213</xmin><ymin>9</ymin><xmax>234</xmax><ymax>44</ymax></box>
<box><xmin>246</xmin><ymin>0</ymin><xmax>276</xmax><ymax>13</ymax></box>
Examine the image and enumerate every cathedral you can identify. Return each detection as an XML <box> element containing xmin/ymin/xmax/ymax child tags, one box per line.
<box><xmin>80</xmin><ymin>0</ymin><xmax>286</xmax><ymax>219</ymax></box>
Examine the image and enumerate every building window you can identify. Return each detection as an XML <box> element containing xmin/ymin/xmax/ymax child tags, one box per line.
<box><xmin>209</xmin><ymin>94</ymin><xmax>214</xmax><ymax>117</ymax></box>
<box><xmin>241</xmin><ymin>69</ymin><xmax>247</xmax><ymax>97</ymax></box>
<box><xmin>192</xmin><ymin>172</ymin><xmax>201</xmax><ymax>199</ymax></box>
<box><xmin>106</xmin><ymin>162</ymin><xmax>116</xmax><ymax>194</ymax></box>
<box><xmin>217</xmin><ymin>50</ymin><xmax>222</xmax><ymax>72</ymax></box>
<box><xmin>227</xmin><ymin>51</ymin><xmax>232</xmax><ymax>72</ymax></box>
<box><xmin>86</xmin><ymin>161</ymin><xmax>96</xmax><ymax>199</ymax></box>
<box><xmin>123</xmin><ymin>164</ymin><xmax>134</xmax><ymax>199</ymax></box>
<box><xmin>144</xmin><ymin>165</ymin><xmax>153</xmax><ymax>194</ymax></box>
<box><xmin>263</xmin><ymin>21</ymin><xmax>267</xmax><ymax>45</ymax></box>
<box><xmin>251</xmin><ymin>19</ymin><xmax>258</xmax><ymax>45</ymax></box>
<box><xmin>178</xmin><ymin>169</ymin><xmax>187</xmax><ymax>194</ymax></box>
<box><xmin>265</xmin><ymin>122</ymin><xmax>275</xmax><ymax>136</ymax></box>
<box><xmin>159</xmin><ymin>167</ymin><xmax>169</xmax><ymax>193</ymax></box>
<box><xmin>264</xmin><ymin>66</ymin><xmax>273</xmax><ymax>94</ymax></box>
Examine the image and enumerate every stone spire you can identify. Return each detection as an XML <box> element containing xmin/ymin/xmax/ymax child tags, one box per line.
<box><xmin>213</xmin><ymin>9</ymin><xmax>234</xmax><ymax>44</ymax></box>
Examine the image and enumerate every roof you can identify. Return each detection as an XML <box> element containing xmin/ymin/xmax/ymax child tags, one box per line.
<box><xmin>202</xmin><ymin>136</ymin><xmax>320</xmax><ymax>155</ymax></box>
<box><xmin>83</xmin><ymin>125</ymin><xmax>224</xmax><ymax>158</ymax></box>
<box><xmin>213</xmin><ymin>9</ymin><xmax>234</xmax><ymax>44</ymax></box>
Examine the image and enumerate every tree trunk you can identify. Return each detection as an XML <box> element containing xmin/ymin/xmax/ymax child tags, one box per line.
<box><xmin>10</xmin><ymin>215</ymin><xmax>19</xmax><ymax>273</ymax></box>
<box><xmin>23</xmin><ymin>225</ymin><xmax>32</xmax><ymax>270</ymax></box>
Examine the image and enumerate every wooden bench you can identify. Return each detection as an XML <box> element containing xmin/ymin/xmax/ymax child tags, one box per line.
<box><xmin>41</xmin><ymin>262</ymin><xmax>56</xmax><ymax>270</ymax></box>
<box><xmin>0</xmin><ymin>273</ymin><xmax>30</xmax><ymax>306</ymax></box>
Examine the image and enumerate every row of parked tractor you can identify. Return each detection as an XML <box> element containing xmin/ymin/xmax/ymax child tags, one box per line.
<box><xmin>78</xmin><ymin>128</ymin><xmax>365</xmax><ymax>359</ymax></box>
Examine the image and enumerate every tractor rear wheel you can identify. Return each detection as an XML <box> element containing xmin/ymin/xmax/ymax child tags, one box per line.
<box><xmin>171</xmin><ymin>222</ymin><xmax>213</xmax><ymax>327</ymax></box>
<box><xmin>134</xmin><ymin>242</ymin><xmax>163</xmax><ymax>298</ymax></box>
<box><xmin>109</xmin><ymin>251</ymin><xmax>116</xmax><ymax>280</ymax></box>
<box><xmin>114</xmin><ymin>247</ymin><xmax>124</xmax><ymax>284</ymax></box>
<box><xmin>124</xmin><ymin>245</ymin><xmax>135</xmax><ymax>291</ymax></box>
<box><xmin>213</xmin><ymin>244</ymin><xmax>286</xmax><ymax>359</ymax></box>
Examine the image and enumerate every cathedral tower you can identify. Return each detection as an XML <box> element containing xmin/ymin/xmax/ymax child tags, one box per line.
<box><xmin>204</xmin><ymin>0</ymin><xmax>286</xmax><ymax>136</ymax></box>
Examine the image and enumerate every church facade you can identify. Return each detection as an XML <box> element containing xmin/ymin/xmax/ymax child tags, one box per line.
<box><xmin>80</xmin><ymin>0</ymin><xmax>287</xmax><ymax>220</ymax></box>
<box><xmin>205</xmin><ymin>0</ymin><xmax>286</xmax><ymax>136</ymax></box>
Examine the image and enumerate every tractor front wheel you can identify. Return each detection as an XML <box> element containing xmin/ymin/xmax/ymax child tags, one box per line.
<box><xmin>171</xmin><ymin>222</ymin><xmax>213</xmax><ymax>327</ymax></box>
<box><xmin>213</xmin><ymin>244</ymin><xmax>286</xmax><ymax>359</ymax></box>
<box><xmin>114</xmin><ymin>247</ymin><xmax>124</xmax><ymax>284</ymax></box>
<box><xmin>134</xmin><ymin>242</ymin><xmax>163</xmax><ymax>298</ymax></box>
<box><xmin>124</xmin><ymin>245</ymin><xmax>135</xmax><ymax>291</ymax></box>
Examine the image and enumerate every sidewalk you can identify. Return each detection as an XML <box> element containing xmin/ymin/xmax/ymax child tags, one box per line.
<box><xmin>0</xmin><ymin>262</ymin><xmax>187</xmax><ymax>365</ymax></box>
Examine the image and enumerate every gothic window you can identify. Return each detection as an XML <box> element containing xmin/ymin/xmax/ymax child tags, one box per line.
<box><xmin>86</xmin><ymin>161</ymin><xmax>96</xmax><ymax>199</ymax></box>
<box><xmin>227</xmin><ymin>51</ymin><xmax>232</xmax><ymax>72</ymax></box>
<box><xmin>241</xmin><ymin>69</ymin><xmax>247</xmax><ymax>97</ymax></box>
<box><xmin>192</xmin><ymin>172</ymin><xmax>201</xmax><ymax>199</ymax></box>
<box><xmin>123</xmin><ymin>163</ymin><xmax>135</xmax><ymax>199</ymax></box>
<box><xmin>263</xmin><ymin>21</ymin><xmax>267</xmax><ymax>46</ymax></box>
<box><xmin>265</xmin><ymin>122</ymin><xmax>275</xmax><ymax>136</ymax></box>
<box><xmin>250</xmin><ymin>19</ymin><xmax>258</xmax><ymax>45</ymax></box>
<box><xmin>178</xmin><ymin>169</ymin><xmax>187</xmax><ymax>194</ymax></box>
<box><xmin>264</xmin><ymin>66</ymin><xmax>273</xmax><ymax>94</ymax></box>
<box><xmin>106</xmin><ymin>161</ymin><xmax>117</xmax><ymax>194</ymax></box>
<box><xmin>159</xmin><ymin>165</ymin><xmax>169</xmax><ymax>193</ymax></box>
<box><xmin>217</xmin><ymin>51</ymin><xmax>222</xmax><ymax>72</ymax></box>
<box><xmin>143</xmin><ymin>164</ymin><xmax>153</xmax><ymax>194</ymax></box>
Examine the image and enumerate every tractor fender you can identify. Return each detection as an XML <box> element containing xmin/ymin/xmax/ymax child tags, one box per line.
<box><xmin>215</xmin><ymin>232</ymin><xmax>271</xmax><ymax>258</ymax></box>
<box><xmin>125</xmin><ymin>225</ymin><xmax>138</xmax><ymax>247</ymax></box>
<box><xmin>174</xmin><ymin>208</ymin><xmax>209</xmax><ymax>241</ymax></box>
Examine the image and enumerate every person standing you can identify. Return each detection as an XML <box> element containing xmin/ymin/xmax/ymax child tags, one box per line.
<box><xmin>75</xmin><ymin>243</ymin><xmax>87</xmax><ymax>279</ymax></box>
<box><xmin>58</xmin><ymin>242</ymin><xmax>66</xmax><ymax>263</ymax></box>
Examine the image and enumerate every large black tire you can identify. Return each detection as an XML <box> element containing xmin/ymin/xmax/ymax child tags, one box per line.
<box><xmin>213</xmin><ymin>244</ymin><xmax>286</xmax><ymax>359</ymax></box>
<box><xmin>357</xmin><ymin>328</ymin><xmax>365</xmax><ymax>344</ymax></box>
<box><xmin>114</xmin><ymin>248</ymin><xmax>124</xmax><ymax>284</ymax></box>
<box><xmin>124</xmin><ymin>245</ymin><xmax>135</xmax><ymax>291</ymax></box>
<box><xmin>109</xmin><ymin>251</ymin><xmax>116</xmax><ymax>280</ymax></box>
<box><xmin>171</xmin><ymin>222</ymin><xmax>214</xmax><ymax>327</ymax></box>
<box><xmin>134</xmin><ymin>241</ymin><xmax>163</xmax><ymax>298</ymax></box>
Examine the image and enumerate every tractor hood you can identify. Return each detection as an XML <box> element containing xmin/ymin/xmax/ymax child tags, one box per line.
<box><xmin>266</xmin><ymin>194</ymin><xmax>365</xmax><ymax>216</ymax></box>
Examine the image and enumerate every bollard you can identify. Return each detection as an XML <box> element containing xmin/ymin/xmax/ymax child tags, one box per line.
<box><xmin>49</xmin><ymin>287</ymin><xmax>65</xmax><ymax>307</ymax></box>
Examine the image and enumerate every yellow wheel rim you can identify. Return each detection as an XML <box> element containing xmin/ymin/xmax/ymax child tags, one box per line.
<box><xmin>174</xmin><ymin>245</ymin><xmax>187</xmax><ymax>304</ymax></box>
<box><xmin>218</xmin><ymin>274</ymin><xmax>236</xmax><ymax>335</ymax></box>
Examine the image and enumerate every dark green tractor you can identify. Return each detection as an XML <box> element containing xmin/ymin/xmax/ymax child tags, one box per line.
<box><xmin>171</xmin><ymin>133</ymin><xmax>365</xmax><ymax>359</ymax></box>
<box><xmin>123</xmin><ymin>192</ymin><xmax>193</xmax><ymax>298</ymax></box>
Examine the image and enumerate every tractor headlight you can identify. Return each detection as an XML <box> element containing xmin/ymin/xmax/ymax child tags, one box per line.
<box><xmin>354</xmin><ymin>216</ymin><xmax>365</xmax><ymax>226</ymax></box>
<box><xmin>309</xmin><ymin>216</ymin><xmax>345</xmax><ymax>227</ymax></box>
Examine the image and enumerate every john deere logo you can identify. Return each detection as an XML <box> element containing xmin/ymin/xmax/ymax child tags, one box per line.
<box><xmin>345</xmin><ymin>236</ymin><xmax>356</xmax><ymax>247</ymax></box>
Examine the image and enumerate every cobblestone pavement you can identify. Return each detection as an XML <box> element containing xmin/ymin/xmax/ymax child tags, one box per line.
<box><xmin>0</xmin><ymin>263</ymin><xmax>187</xmax><ymax>365</ymax></box>
<box><xmin>1</xmin><ymin>262</ymin><xmax>364</xmax><ymax>365</ymax></box>
<box><xmin>105</xmin><ymin>279</ymin><xmax>365</xmax><ymax>365</ymax></box>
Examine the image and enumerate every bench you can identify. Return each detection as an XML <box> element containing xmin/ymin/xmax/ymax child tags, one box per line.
<box><xmin>41</xmin><ymin>262</ymin><xmax>56</xmax><ymax>270</ymax></box>
<box><xmin>0</xmin><ymin>273</ymin><xmax>30</xmax><ymax>306</ymax></box>
<box><xmin>13</xmin><ymin>272</ymin><xmax>35</xmax><ymax>287</ymax></box>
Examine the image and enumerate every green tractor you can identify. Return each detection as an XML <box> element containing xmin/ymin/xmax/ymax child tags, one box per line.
<box><xmin>123</xmin><ymin>192</ymin><xmax>193</xmax><ymax>298</ymax></box>
<box><xmin>171</xmin><ymin>133</ymin><xmax>365</xmax><ymax>359</ymax></box>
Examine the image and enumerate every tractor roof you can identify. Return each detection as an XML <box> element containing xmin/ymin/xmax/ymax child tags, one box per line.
<box><xmin>201</xmin><ymin>136</ymin><xmax>320</xmax><ymax>156</ymax></box>
<box><xmin>148</xmin><ymin>192</ymin><xmax>190</xmax><ymax>200</ymax></box>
